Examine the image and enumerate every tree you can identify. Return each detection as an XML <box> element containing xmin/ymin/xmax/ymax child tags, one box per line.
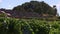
<box><xmin>53</xmin><ymin>5</ymin><xmax>57</xmax><ymax>16</ymax></box>
<box><xmin>13</xmin><ymin>1</ymin><xmax>57</xmax><ymax>16</ymax></box>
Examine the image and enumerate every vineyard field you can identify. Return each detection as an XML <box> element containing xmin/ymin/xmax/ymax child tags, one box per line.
<box><xmin>0</xmin><ymin>17</ymin><xmax>60</xmax><ymax>34</ymax></box>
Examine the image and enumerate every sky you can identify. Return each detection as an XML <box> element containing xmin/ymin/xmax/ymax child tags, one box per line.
<box><xmin>0</xmin><ymin>0</ymin><xmax>60</xmax><ymax>15</ymax></box>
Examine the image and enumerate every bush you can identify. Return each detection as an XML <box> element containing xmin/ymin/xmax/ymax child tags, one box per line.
<box><xmin>0</xmin><ymin>17</ymin><xmax>60</xmax><ymax>34</ymax></box>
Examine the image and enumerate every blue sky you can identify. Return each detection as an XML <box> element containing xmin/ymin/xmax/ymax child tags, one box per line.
<box><xmin>0</xmin><ymin>0</ymin><xmax>60</xmax><ymax>15</ymax></box>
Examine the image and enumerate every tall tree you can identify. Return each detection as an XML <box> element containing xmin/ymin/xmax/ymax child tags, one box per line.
<box><xmin>13</xmin><ymin>1</ymin><xmax>57</xmax><ymax>16</ymax></box>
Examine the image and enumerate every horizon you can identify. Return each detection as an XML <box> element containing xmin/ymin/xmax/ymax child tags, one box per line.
<box><xmin>0</xmin><ymin>0</ymin><xmax>60</xmax><ymax>15</ymax></box>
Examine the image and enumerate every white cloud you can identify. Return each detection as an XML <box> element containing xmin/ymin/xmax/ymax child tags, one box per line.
<box><xmin>56</xmin><ymin>2</ymin><xmax>60</xmax><ymax>8</ymax></box>
<box><xmin>6</xmin><ymin>5</ymin><xmax>13</xmax><ymax>9</ymax></box>
<box><xmin>0</xmin><ymin>0</ymin><xmax>2</xmax><ymax>3</ymax></box>
<box><xmin>8</xmin><ymin>5</ymin><xmax>11</xmax><ymax>7</ymax></box>
<box><xmin>50</xmin><ymin>2</ymin><xmax>60</xmax><ymax>8</ymax></box>
<box><xmin>56</xmin><ymin>2</ymin><xmax>60</xmax><ymax>13</ymax></box>
<box><xmin>55</xmin><ymin>2</ymin><xmax>60</xmax><ymax>15</ymax></box>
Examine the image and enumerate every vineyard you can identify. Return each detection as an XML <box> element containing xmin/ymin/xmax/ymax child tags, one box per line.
<box><xmin>0</xmin><ymin>17</ymin><xmax>60</xmax><ymax>34</ymax></box>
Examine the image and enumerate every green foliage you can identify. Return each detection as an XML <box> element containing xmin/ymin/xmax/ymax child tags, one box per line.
<box><xmin>0</xmin><ymin>17</ymin><xmax>60</xmax><ymax>34</ymax></box>
<box><xmin>0</xmin><ymin>13</ymin><xmax>6</xmax><ymax>17</ymax></box>
<box><xmin>13</xmin><ymin>1</ymin><xmax>56</xmax><ymax>16</ymax></box>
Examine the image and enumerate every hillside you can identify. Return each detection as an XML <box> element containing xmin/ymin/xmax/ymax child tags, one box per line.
<box><xmin>0</xmin><ymin>1</ymin><xmax>57</xmax><ymax>18</ymax></box>
<box><xmin>13</xmin><ymin>1</ymin><xmax>57</xmax><ymax>16</ymax></box>
<box><xmin>0</xmin><ymin>1</ymin><xmax>60</xmax><ymax>34</ymax></box>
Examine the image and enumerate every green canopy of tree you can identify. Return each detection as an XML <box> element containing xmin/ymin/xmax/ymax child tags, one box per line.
<box><xmin>13</xmin><ymin>1</ymin><xmax>57</xmax><ymax>16</ymax></box>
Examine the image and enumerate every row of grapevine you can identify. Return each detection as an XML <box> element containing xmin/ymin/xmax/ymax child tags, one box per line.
<box><xmin>0</xmin><ymin>17</ymin><xmax>60</xmax><ymax>34</ymax></box>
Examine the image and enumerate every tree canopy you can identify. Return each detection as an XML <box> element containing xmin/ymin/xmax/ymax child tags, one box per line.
<box><xmin>13</xmin><ymin>1</ymin><xmax>57</xmax><ymax>16</ymax></box>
